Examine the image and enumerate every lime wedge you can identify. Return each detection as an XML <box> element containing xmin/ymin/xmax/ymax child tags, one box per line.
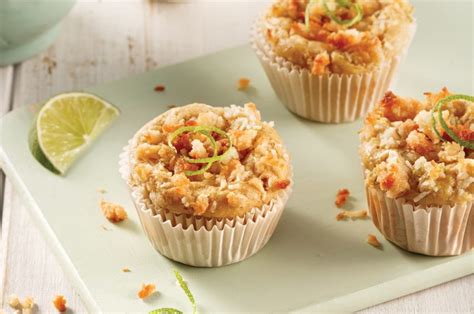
<box><xmin>29</xmin><ymin>92</ymin><xmax>120</xmax><ymax>175</ymax></box>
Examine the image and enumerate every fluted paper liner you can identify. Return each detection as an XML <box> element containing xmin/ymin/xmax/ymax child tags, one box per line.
<box><xmin>366</xmin><ymin>187</ymin><xmax>473</xmax><ymax>256</ymax></box>
<box><xmin>251</xmin><ymin>18</ymin><xmax>416</xmax><ymax>123</ymax></box>
<box><xmin>119</xmin><ymin>143</ymin><xmax>292</xmax><ymax>267</ymax></box>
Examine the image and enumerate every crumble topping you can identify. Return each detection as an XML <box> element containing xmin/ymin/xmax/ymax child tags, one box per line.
<box><xmin>335</xmin><ymin>188</ymin><xmax>350</xmax><ymax>207</ymax></box>
<box><xmin>360</xmin><ymin>88</ymin><xmax>473</xmax><ymax>206</ymax></box>
<box><xmin>53</xmin><ymin>295</ymin><xmax>67</xmax><ymax>313</ymax></box>
<box><xmin>237</xmin><ymin>78</ymin><xmax>251</xmax><ymax>91</ymax></box>
<box><xmin>138</xmin><ymin>284</ymin><xmax>156</xmax><ymax>299</ymax></box>
<box><xmin>8</xmin><ymin>295</ymin><xmax>21</xmax><ymax>310</ymax></box>
<box><xmin>367</xmin><ymin>234</ymin><xmax>382</xmax><ymax>248</ymax></box>
<box><xmin>336</xmin><ymin>209</ymin><xmax>368</xmax><ymax>220</ymax></box>
<box><xmin>130</xmin><ymin>103</ymin><xmax>291</xmax><ymax>218</ymax></box>
<box><xmin>263</xmin><ymin>0</ymin><xmax>414</xmax><ymax>74</ymax></box>
<box><xmin>100</xmin><ymin>200</ymin><xmax>128</xmax><ymax>223</ymax></box>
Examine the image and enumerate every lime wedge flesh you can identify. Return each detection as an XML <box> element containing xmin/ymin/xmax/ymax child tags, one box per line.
<box><xmin>30</xmin><ymin>92</ymin><xmax>120</xmax><ymax>175</ymax></box>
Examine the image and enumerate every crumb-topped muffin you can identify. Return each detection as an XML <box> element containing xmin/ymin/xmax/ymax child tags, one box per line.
<box><xmin>251</xmin><ymin>0</ymin><xmax>416</xmax><ymax>123</ymax></box>
<box><xmin>359</xmin><ymin>88</ymin><xmax>473</xmax><ymax>256</ymax></box>
<box><xmin>360</xmin><ymin>88</ymin><xmax>473</xmax><ymax>206</ymax></box>
<box><xmin>265</xmin><ymin>0</ymin><xmax>414</xmax><ymax>74</ymax></box>
<box><xmin>129</xmin><ymin>103</ymin><xmax>291</xmax><ymax>219</ymax></box>
<box><xmin>122</xmin><ymin>102</ymin><xmax>292</xmax><ymax>266</ymax></box>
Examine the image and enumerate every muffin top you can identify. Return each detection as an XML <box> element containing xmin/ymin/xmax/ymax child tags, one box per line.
<box><xmin>129</xmin><ymin>103</ymin><xmax>291</xmax><ymax>218</ymax></box>
<box><xmin>359</xmin><ymin>88</ymin><xmax>473</xmax><ymax>206</ymax></box>
<box><xmin>263</xmin><ymin>0</ymin><xmax>414</xmax><ymax>74</ymax></box>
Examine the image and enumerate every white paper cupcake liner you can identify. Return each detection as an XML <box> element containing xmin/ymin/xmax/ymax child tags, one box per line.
<box><xmin>251</xmin><ymin>18</ymin><xmax>416</xmax><ymax>123</ymax></box>
<box><xmin>366</xmin><ymin>187</ymin><xmax>473</xmax><ymax>256</ymax></box>
<box><xmin>119</xmin><ymin>143</ymin><xmax>292</xmax><ymax>267</ymax></box>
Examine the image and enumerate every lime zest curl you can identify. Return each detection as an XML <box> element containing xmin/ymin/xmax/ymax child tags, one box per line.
<box><xmin>149</xmin><ymin>270</ymin><xmax>197</xmax><ymax>314</ymax></box>
<box><xmin>168</xmin><ymin>125</ymin><xmax>233</xmax><ymax>176</ymax></box>
<box><xmin>305</xmin><ymin>0</ymin><xmax>362</xmax><ymax>31</ymax></box>
<box><xmin>431</xmin><ymin>94</ymin><xmax>474</xmax><ymax>149</ymax></box>
<box><xmin>322</xmin><ymin>0</ymin><xmax>362</xmax><ymax>27</ymax></box>
<box><xmin>174</xmin><ymin>270</ymin><xmax>197</xmax><ymax>314</ymax></box>
<box><xmin>149</xmin><ymin>309</ymin><xmax>183</xmax><ymax>314</ymax></box>
<box><xmin>305</xmin><ymin>0</ymin><xmax>319</xmax><ymax>30</ymax></box>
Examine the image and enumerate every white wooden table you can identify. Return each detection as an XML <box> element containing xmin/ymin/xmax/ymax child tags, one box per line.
<box><xmin>0</xmin><ymin>1</ymin><xmax>472</xmax><ymax>312</ymax></box>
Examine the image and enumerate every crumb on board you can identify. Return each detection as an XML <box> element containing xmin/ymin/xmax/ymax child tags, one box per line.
<box><xmin>237</xmin><ymin>78</ymin><xmax>250</xmax><ymax>91</ymax></box>
<box><xmin>336</xmin><ymin>209</ymin><xmax>368</xmax><ymax>221</ymax></box>
<box><xmin>122</xmin><ymin>268</ymin><xmax>131</xmax><ymax>272</ymax></box>
<box><xmin>367</xmin><ymin>234</ymin><xmax>382</xmax><ymax>249</ymax></box>
<box><xmin>138</xmin><ymin>283</ymin><xmax>156</xmax><ymax>299</ymax></box>
<box><xmin>335</xmin><ymin>188</ymin><xmax>350</xmax><ymax>208</ymax></box>
<box><xmin>154</xmin><ymin>85</ymin><xmax>166</xmax><ymax>92</ymax></box>
<box><xmin>22</xmin><ymin>296</ymin><xmax>35</xmax><ymax>309</ymax></box>
<box><xmin>8</xmin><ymin>295</ymin><xmax>21</xmax><ymax>310</ymax></box>
<box><xmin>100</xmin><ymin>200</ymin><xmax>128</xmax><ymax>223</ymax></box>
<box><xmin>42</xmin><ymin>56</ymin><xmax>57</xmax><ymax>75</ymax></box>
<box><xmin>53</xmin><ymin>295</ymin><xmax>67</xmax><ymax>313</ymax></box>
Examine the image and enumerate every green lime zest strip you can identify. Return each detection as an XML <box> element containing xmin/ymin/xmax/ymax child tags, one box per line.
<box><xmin>335</xmin><ymin>0</ymin><xmax>350</xmax><ymax>7</ymax></box>
<box><xmin>149</xmin><ymin>309</ymin><xmax>183</xmax><ymax>314</ymax></box>
<box><xmin>323</xmin><ymin>0</ymin><xmax>362</xmax><ymax>27</ymax></box>
<box><xmin>174</xmin><ymin>270</ymin><xmax>197</xmax><ymax>314</ymax></box>
<box><xmin>168</xmin><ymin>125</ymin><xmax>233</xmax><ymax>177</ymax></box>
<box><xmin>431</xmin><ymin>94</ymin><xmax>474</xmax><ymax>149</ymax></box>
<box><xmin>305</xmin><ymin>0</ymin><xmax>319</xmax><ymax>30</ymax></box>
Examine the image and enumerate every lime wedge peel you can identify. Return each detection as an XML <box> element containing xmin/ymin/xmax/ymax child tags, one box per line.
<box><xmin>30</xmin><ymin>92</ymin><xmax>120</xmax><ymax>175</ymax></box>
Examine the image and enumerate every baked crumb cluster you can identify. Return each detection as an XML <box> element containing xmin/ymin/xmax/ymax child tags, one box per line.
<box><xmin>130</xmin><ymin>103</ymin><xmax>291</xmax><ymax>218</ymax></box>
<box><xmin>360</xmin><ymin>88</ymin><xmax>474</xmax><ymax>206</ymax></box>
<box><xmin>264</xmin><ymin>0</ymin><xmax>414</xmax><ymax>74</ymax></box>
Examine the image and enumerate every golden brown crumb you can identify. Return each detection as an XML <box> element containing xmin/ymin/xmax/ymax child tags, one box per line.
<box><xmin>100</xmin><ymin>200</ymin><xmax>128</xmax><ymax>223</ymax></box>
<box><xmin>154</xmin><ymin>85</ymin><xmax>166</xmax><ymax>92</ymax></box>
<box><xmin>53</xmin><ymin>295</ymin><xmax>67</xmax><ymax>313</ymax></box>
<box><xmin>42</xmin><ymin>56</ymin><xmax>57</xmax><ymax>75</ymax></box>
<box><xmin>138</xmin><ymin>283</ymin><xmax>156</xmax><ymax>299</ymax></box>
<box><xmin>8</xmin><ymin>295</ymin><xmax>21</xmax><ymax>310</ymax></box>
<box><xmin>335</xmin><ymin>188</ymin><xmax>350</xmax><ymax>208</ymax></box>
<box><xmin>122</xmin><ymin>268</ymin><xmax>131</xmax><ymax>272</ymax></box>
<box><xmin>367</xmin><ymin>234</ymin><xmax>382</xmax><ymax>249</ymax></box>
<box><xmin>237</xmin><ymin>78</ymin><xmax>250</xmax><ymax>91</ymax></box>
<box><xmin>22</xmin><ymin>296</ymin><xmax>35</xmax><ymax>309</ymax></box>
<box><xmin>336</xmin><ymin>209</ymin><xmax>368</xmax><ymax>221</ymax></box>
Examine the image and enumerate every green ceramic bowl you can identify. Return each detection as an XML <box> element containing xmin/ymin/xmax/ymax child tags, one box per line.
<box><xmin>0</xmin><ymin>0</ymin><xmax>76</xmax><ymax>66</ymax></box>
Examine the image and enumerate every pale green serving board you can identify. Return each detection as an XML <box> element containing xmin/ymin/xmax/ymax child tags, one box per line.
<box><xmin>0</xmin><ymin>1</ymin><xmax>473</xmax><ymax>311</ymax></box>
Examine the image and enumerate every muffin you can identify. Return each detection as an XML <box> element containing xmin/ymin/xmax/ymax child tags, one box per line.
<box><xmin>359</xmin><ymin>88</ymin><xmax>473</xmax><ymax>256</ymax></box>
<box><xmin>119</xmin><ymin>103</ymin><xmax>292</xmax><ymax>266</ymax></box>
<box><xmin>251</xmin><ymin>0</ymin><xmax>416</xmax><ymax>123</ymax></box>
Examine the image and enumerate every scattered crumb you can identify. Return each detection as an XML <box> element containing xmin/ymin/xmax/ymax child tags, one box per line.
<box><xmin>138</xmin><ymin>283</ymin><xmax>156</xmax><ymax>299</ymax></box>
<box><xmin>53</xmin><ymin>295</ymin><xmax>67</xmax><ymax>313</ymax></box>
<box><xmin>336</xmin><ymin>209</ymin><xmax>368</xmax><ymax>221</ymax></box>
<box><xmin>167</xmin><ymin>104</ymin><xmax>177</xmax><ymax>109</ymax></box>
<box><xmin>154</xmin><ymin>85</ymin><xmax>166</xmax><ymax>92</ymax></box>
<box><xmin>237</xmin><ymin>78</ymin><xmax>250</xmax><ymax>91</ymax></box>
<box><xmin>8</xmin><ymin>295</ymin><xmax>21</xmax><ymax>310</ymax></box>
<box><xmin>100</xmin><ymin>200</ymin><xmax>128</xmax><ymax>223</ymax></box>
<box><xmin>367</xmin><ymin>234</ymin><xmax>382</xmax><ymax>249</ymax></box>
<box><xmin>335</xmin><ymin>188</ymin><xmax>350</xmax><ymax>208</ymax></box>
<box><xmin>97</xmin><ymin>188</ymin><xmax>107</xmax><ymax>194</ymax></box>
<box><xmin>122</xmin><ymin>268</ymin><xmax>131</xmax><ymax>272</ymax></box>
<box><xmin>22</xmin><ymin>297</ymin><xmax>35</xmax><ymax>309</ymax></box>
<box><xmin>42</xmin><ymin>56</ymin><xmax>57</xmax><ymax>75</ymax></box>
